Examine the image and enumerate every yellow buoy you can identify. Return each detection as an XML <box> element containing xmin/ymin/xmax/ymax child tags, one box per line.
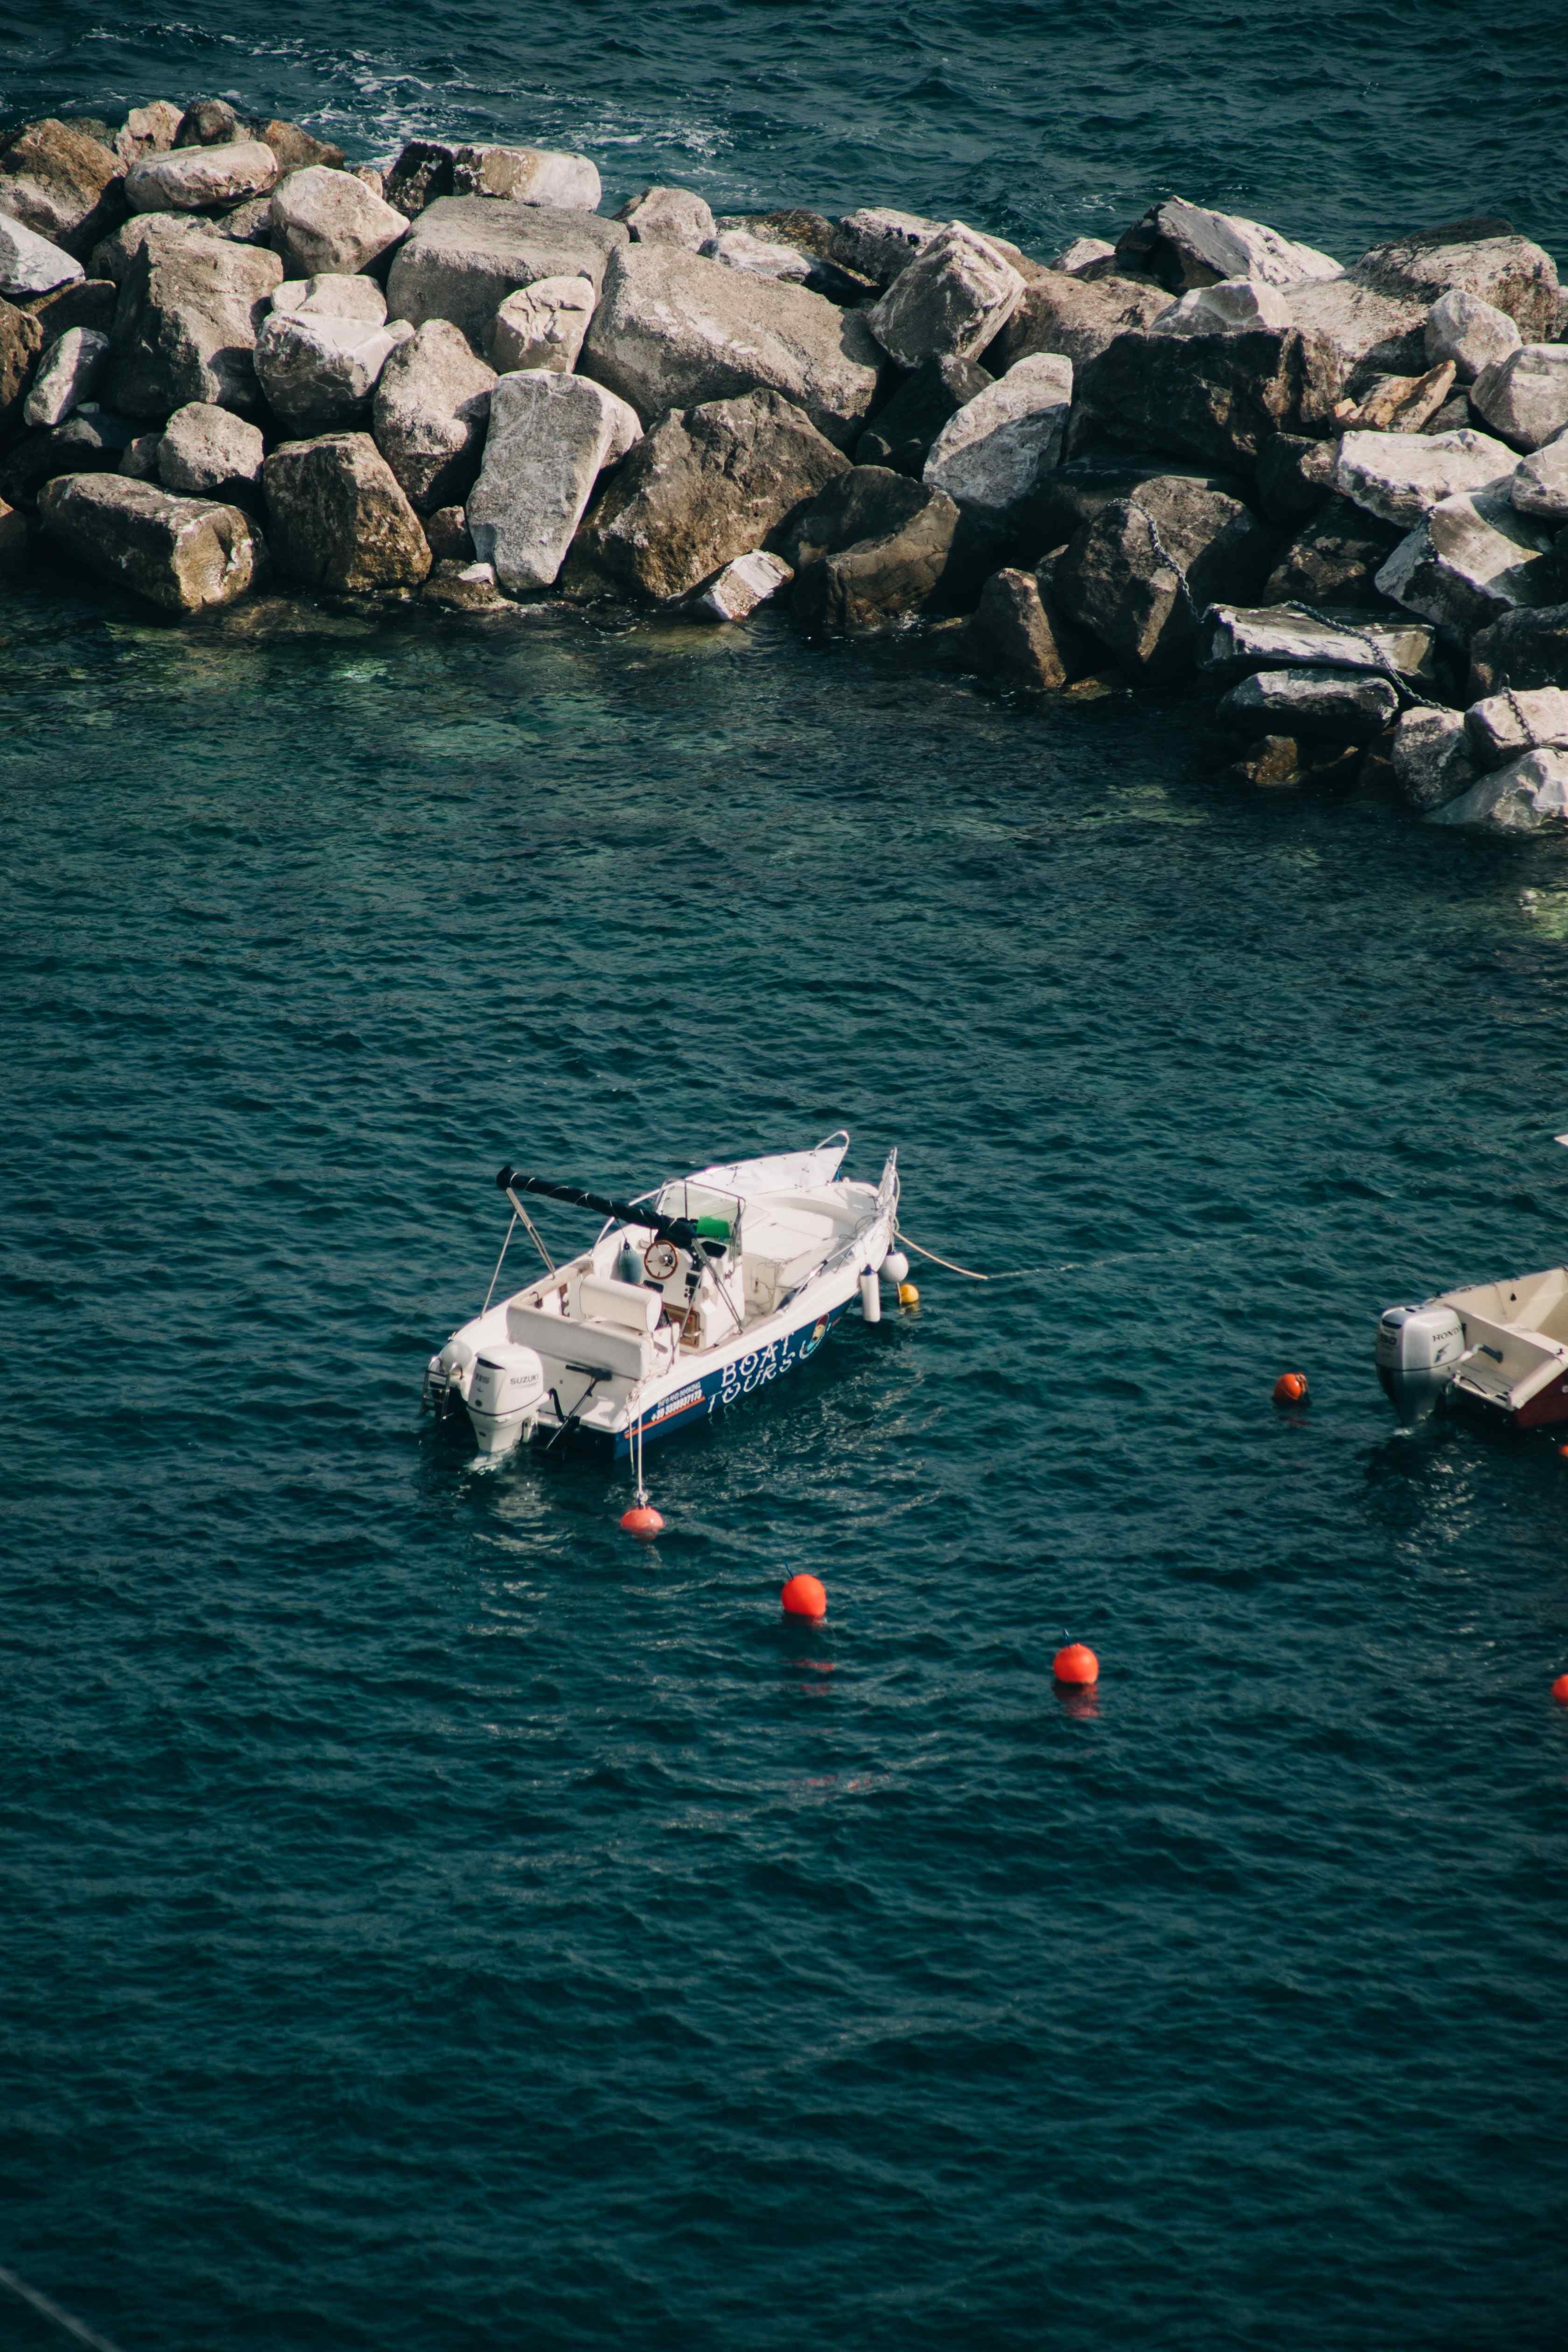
<box><xmin>898</xmin><ymin>1282</ymin><xmax>920</xmax><ymax>1308</ymax></box>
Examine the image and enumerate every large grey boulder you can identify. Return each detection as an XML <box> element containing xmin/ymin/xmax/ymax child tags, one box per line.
<box><xmin>157</xmin><ymin>399</ymin><xmax>265</xmax><ymax>499</ymax></box>
<box><xmin>780</xmin><ymin>466</ymin><xmax>962</xmax><ymax>634</ymax></box>
<box><xmin>38</xmin><ymin>470</ymin><xmax>264</xmax><ymax>609</ymax></box>
<box><xmin>486</xmin><ymin>275</ymin><xmax>594</xmax><ymax>373</ymax></box>
<box><xmin>468</xmin><ymin>370</ymin><xmax>638</xmax><ymax>592</ymax></box>
<box><xmin>1424</xmin><ymin>289</ymin><xmax>1520</xmax><ymax>382</ymax></box>
<box><xmin>983</xmin><ymin>268</ymin><xmax>1172</xmax><ymax>372</ymax></box>
<box><xmin>1431</xmin><ymin>747</ymin><xmax>1568</xmax><ymax>830</ymax></box>
<box><xmin>254</xmin><ymin>307</ymin><xmax>405</xmax><ymax>429</ymax></box>
<box><xmin>921</xmin><ymin>351</ymin><xmax>1071</xmax><ymax>522</ymax></box>
<box><xmin>115</xmin><ymin>102</ymin><xmax>183</xmax><ymax>167</ymax></box>
<box><xmin>1468</xmin><ymin>604</ymin><xmax>1568</xmax><ymax>696</ymax></box>
<box><xmin>0</xmin><ymin>214</ymin><xmax>85</xmax><ymax>298</ymax></box>
<box><xmin>269</xmin><ymin>167</ymin><xmax>408</xmax><ymax>279</ymax></box>
<box><xmin>105</xmin><ymin>224</ymin><xmax>283</xmax><ymax>417</ymax></box>
<box><xmin>1147</xmin><ymin>276</ymin><xmax>1293</xmax><ymax>336</ymax></box>
<box><xmin>261</xmin><ymin>430</ymin><xmax>430</xmax><ymax>590</ymax></box>
<box><xmin>1052</xmin><ymin>475</ymin><xmax>1276</xmax><ymax>679</ymax></box>
<box><xmin>1511</xmin><ymin>441</ymin><xmax>1568</xmax><ymax>523</ymax></box>
<box><xmin>581</xmin><ymin>243</ymin><xmax>880</xmax><ymax>447</ymax></box>
<box><xmin>1333</xmin><ymin>427</ymin><xmax>1516</xmax><ymax>525</ymax></box>
<box><xmin>1375</xmin><ymin>489</ymin><xmax>1557</xmax><ymax>636</ymax></box>
<box><xmin>1356</xmin><ymin>220</ymin><xmax>1561</xmax><ymax>343</ymax></box>
<box><xmin>1470</xmin><ymin>346</ymin><xmax>1568</xmax><ymax>453</ymax></box>
<box><xmin>1075</xmin><ymin>324</ymin><xmax>1346</xmax><ymax>469</ymax></box>
<box><xmin>371</xmin><ymin>319</ymin><xmax>495</xmax><ymax>511</ymax></box>
<box><xmin>451</xmin><ymin>146</ymin><xmax>600</xmax><ymax>210</ymax></box>
<box><xmin>22</xmin><ymin>323</ymin><xmax>108</xmax><ymax>426</ymax></box>
<box><xmin>91</xmin><ymin>210</ymin><xmax>217</xmax><ymax>285</ymax></box>
<box><xmin>703</xmin><ymin>227</ymin><xmax>816</xmax><ymax>284</ymax></box>
<box><xmin>271</xmin><ymin>272</ymin><xmax>387</xmax><ymax>325</ymax></box>
<box><xmin>616</xmin><ymin>186</ymin><xmax>715</xmax><ymax>250</ymax></box>
<box><xmin>1052</xmin><ymin>236</ymin><xmax>1116</xmax><ymax>275</ymax></box>
<box><xmin>385</xmin><ymin>198</ymin><xmax>626</xmax><ymax>349</ymax></box>
<box><xmin>123</xmin><ymin>140</ymin><xmax>278</xmax><ymax>215</ymax></box>
<box><xmin>1114</xmin><ymin>197</ymin><xmax>1343</xmax><ymax>292</ymax></box>
<box><xmin>1391</xmin><ymin>707</ymin><xmax>1479</xmax><ymax>811</ymax></box>
<box><xmin>1201</xmin><ymin>602</ymin><xmax>1439</xmax><ymax>682</ymax></box>
<box><xmin>966</xmin><ymin>564</ymin><xmax>1078</xmax><ymax>689</ymax></box>
<box><xmin>1262</xmin><ymin>497</ymin><xmax>1401</xmax><ymax>608</ymax></box>
<box><xmin>829</xmin><ymin>206</ymin><xmax>944</xmax><ymax>286</ymax></box>
<box><xmin>865</xmin><ymin>224</ymin><xmax>1024</xmax><ymax>367</ymax></box>
<box><xmin>689</xmin><ymin>547</ymin><xmax>793</xmax><ymax>622</ymax></box>
<box><xmin>1280</xmin><ymin>275</ymin><xmax>1425</xmax><ymax>374</ymax></box>
<box><xmin>0</xmin><ymin>118</ymin><xmax>125</xmax><ymax>258</ymax></box>
<box><xmin>1218</xmin><ymin>665</ymin><xmax>1400</xmax><ymax>739</ymax></box>
<box><xmin>855</xmin><ymin>353</ymin><xmax>990</xmax><ymax>476</ymax></box>
<box><xmin>1030</xmin><ymin>455</ymin><xmax>1247</xmax><ymax>548</ymax></box>
<box><xmin>1466</xmin><ymin>686</ymin><xmax>1568</xmax><ymax>764</ymax></box>
<box><xmin>569</xmin><ymin>386</ymin><xmax>848</xmax><ymax>601</ymax></box>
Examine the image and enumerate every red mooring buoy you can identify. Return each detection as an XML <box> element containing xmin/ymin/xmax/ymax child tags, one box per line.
<box><xmin>1053</xmin><ymin>1640</ymin><xmax>1099</xmax><ymax>1687</ymax></box>
<box><xmin>621</xmin><ymin>1504</ymin><xmax>665</xmax><ymax>1540</ymax></box>
<box><xmin>1553</xmin><ymin>1673</ymin><xmax>1568</xmax><ymax>1705</ymax></box>
<box><xmin>782</xmin><ymin>1573</ymin><xmax>827</xmax><ymax>1620</ymax></box>
<box><xmin>1273</xmin><ymin>1372</ymin><xmax>1309</xmax><ymax>1406</ymax></box>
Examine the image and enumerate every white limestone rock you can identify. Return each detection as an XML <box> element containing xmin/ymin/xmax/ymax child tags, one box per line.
<box><xmin>157</xmin><ymin>400</ymin><xmax>265</xmax><ymax>498</ymax></box>
<box><xmin>1391</xmin><ymin>707</ymin><xmax>1479</xmax><ymax>811</ymax></box>
<box><xmin>702</xmin><ymin>228</ymin><xmax>814</xmax><ymax>284</ymax></box>
<box><xmin>866</xmin><ymin>222</ymin><xmax>1025</xmax><ymax>368</ymax></box>
<box><xmin>1334</xmin><ymin>427</ymin><xmax>1517</xmax><ymax>526</ymax></box>
<box><xmin>1471</xmin><ymin>345</ymin><xmax>1568</xmax><ymax>453</ymax></box>
<box><xmin>1430</xmin><ymin>746</ymin><xmax>1568</xmax><ymax>830</ymax></box>
<box><xmin>486</xmin><ymin>274</ymin><xmax>595</xmax><ymax>373</ymax></box>
<box><xmin>371</xmin><ymin>319</ymin><xmax>496</xmax><ymax>512</ymax></box>
<box><xmin>690</xmin><ymin>547</ymin><xmax>793</xmax><ymax>621</ymax></box>
<box><xmin>21</xmin><ymin>323</ymin><xmax>107</xmax><ymax>425</ymax></box>
<box><xmin>1464</xmin><ymin>686</ymin><xmax>1568</xmax><ymax>765</ymax></box>
<box><xmin>269</xmin><ymin>167</ymin><xmax>408</xmax><ymax>280</ymax></box>
<box><xmin>123</xmin><ymin>139</ymin><xmax>279</xmax><ymax>215</ymax></box>
<box><xmin>829</xmin><ymin>206</ymin><xmax>944</xmax><ymax>286</ymax></box>
<box><xmin>1051</xmin><ymin>236</ymin><xmax>1116</xmax><ymax>275</ymax></box>
<box><xmin>1116</xmin><ymin>197</ymin><xmax>1344</xmax><ymax>291</ymax></box>
<box><xmin>1375</xmin><ymin>489</ymin><xmax>1558</xmax><ymax>637</ymax></box>
<box><xmin>1510</xmin><ymin>439</ymin><xmax>1568</xmax><ymax>522</ymax></box>
<box><xmin>1423</xmin><ymin>288</ymin><xmax>1521</xmax><ymax>383</ymax></box>
<box><xmin>616</xmin><ymin>187</ymin><xmax>715</xmax><ymax>251</ymax></box>
<box><xmin>921</xmin><ymin>351</ymin><xmax>1072</xmax><ymax>518</ymax></box>
<box><xmin>468</xmin><ymin>370</ymin><xmax>640</xmax><ymax>591</ymax></box>
<box><xmin>105</xmin><ymin>223</ymin><xmax>283</xmax><ymax>417</ymax></box>
<box><xmin>1201</xmin><ymin>602</ymin><xmax>1439</xmax><ymax>682</ymax></box>
<box><xmin>581</xmin><ymin>241</ymin><xmax>880</xmax><ymax>447</ymax></box>
<box><xmin>1281</xmin><ymin>275</ymin><xmax>1425</xmax><ymax>372</ymax></box>
<box><xmin>386</xmin><ymin>198</ymin><xmax>627</xmax><ymax>350</ymax></box>
<box><xmin>270</xmin><ymin>273</ymin><xmax>388</xmax><ymax>325</ymax></box>
<box><xmin>254</xmin><ymin>307</ymin><xmax>403</xmax><ymax>429</ymax></box>
<box><xmin>0</xmin><ymin>213</ymin><xmax>85</xmax><ymax>297</ymax></box>
<box><xmin>115</xmin><ymin>101</ymin><xmax>183</xmax><ymax>166</ymax></box>
<box><xmin>1146</xmin><ymin>275</ymin><xmax>1293</xmax><ymax>336</ymax></box>
<box><xmin>452</xmin><ymin>146</ymin><xmax>601</xmax><ymax>210</ymax></box>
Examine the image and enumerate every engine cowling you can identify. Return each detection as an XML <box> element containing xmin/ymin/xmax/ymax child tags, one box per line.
<box><xmin>467</xmin><ymin>1342</ymin><xmax>546</xmax><ymax>1452</ymax></box>
<box><xmin>1375</xmin><ymin>1302</ymin><xmax>1465</xmax><ymax>1419</ymax></box>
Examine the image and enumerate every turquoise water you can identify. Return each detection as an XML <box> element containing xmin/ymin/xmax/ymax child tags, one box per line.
<box><xmin>6</xmin><ymin>7</ymin><xmax>1568</xmax><ymax>2347</ymax></box>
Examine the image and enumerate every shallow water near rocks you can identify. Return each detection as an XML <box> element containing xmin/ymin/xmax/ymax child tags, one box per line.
<box><xmin>6</xmin><ymin>7</ymin><xmax>1568</xmax><ymax>2349</ymax></box>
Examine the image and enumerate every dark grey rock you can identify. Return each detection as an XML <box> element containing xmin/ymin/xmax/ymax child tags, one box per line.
<box><xmin>1254</xmin><ymin>431</ymin><xmax>1339</xmax><ymax>525</ymax></box>
<box><xmin>1262</xmin><ymin>497</ymin><xmax>1403</xmax><ymax>608</ymax></box>
<box><xmin>1467</xmin><ymin>602</ymin><xmax>1568</xmax><ymax>697</ymax></box>
<box><xmin>855</xmin><ymin>355</ymin><xmax>991</xmax><ymax>477</ymax></box>
<box><xmin>1075</xmin><ymin>325</ymin><xmax>1348</xmax><ymax>470</ymax></box>
<box><xmin>1218</xmin><ymin>664</ymin><xmax>1400</xmax><ymax>739</ymax></box>
<box><xmin>38</xmin><ymin>469</ymin><xmax>264</xmax><ymax>608</ymax></box>
<box><xmin>786</xmin><ymin>467</ymin><xmax>962</xmax><ymax>635</ymax></box>
<box><xmin>1052</xmin><ymin>475</ymin><xmax>1277</xmax><ymax>678</ymax></box>
<box><xmin>261</xmin><ymin>429</ymin><xmax>431</xmax><ymax>591</ymax></box>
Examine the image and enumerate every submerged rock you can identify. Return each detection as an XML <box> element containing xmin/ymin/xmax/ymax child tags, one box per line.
<box><xmin>570</xmin><ymin>386</ymin><xmax>847</xmax><ymax>602</ymax></box>
<box><xmin>38</xmin><ymin>469</ymin><xmax>265</xmax><ymax>609</ymax></box>
<box><xmin>105</xmin><ymin>223</ymin><xmax>282</xmax><ymax>417</ymax></box>
<box><xmin>386</xmin><ymin>197</ymin><xmax>626</xmax><ymax>350</ymax></box>
<box><xmin>866</xmin><ymin>223</ymin><xmax>1024</xmax><ymax>368</ymax></box>
<box><xmin>469</xmin><ymin>371</ymin><xmax>639</xmax><ymax>591</ymax></box>
<box><xmin>1430</xmin><ymin>745</ymin><xmax>1568</xmax><ymax>829</ymax></box>
<box><xmin>581</xmin><ymin>243</ymin><xmax>880</xmax><ymax>447</ymax></box>
<box><xmin>371</xmin><ymin>319</ymin><xmax>496</xmax><ymax>512</ymax></box>
<box><xmin>157</xmin><ymin>400</ymin><xmax>265</xmax><ymax>499</ymax></box>
<box><xmin>262</xmin><ymin>430</ymin><xmax>431</xmax><ymax>591</ymax></box>
<box><xmin>1218</xmin><ymin>665</ymin><xmax>1400</xmax><ymax>739</ymax></box>
<box><xmin>922</xmin><ymin>353</ymin><xmax>1072</xmax><ymax>523</ymax></box>
<box><xmin>782</xmin><ymin>466</ymin><xmax>962</xmax><ymax>634</ymax></box>
<box><xmin>616</xmin><ymin>186</ymin><xmax>716</xmax><ymax>251</ymax></box>
<box><xmin>1333</xmin><ymin>427</ymin><xmax>1516</xmax><ymax>525</ymax></box>
<box><xmin>486</xmin><ymin>275</ymin><xmax>595</xmax><ymax>373</ymax></box>
<box><xmin>1376</xmin><ymin>489</ymin><xmax>1557</xmax><ymax>636</ymax></box>
<box><xmin>1391</xmin><ymin>707</ymin><xmax>1479</xmax><ymax>811</ymax></box>
<box><xmin>269</xmin><ymin>167</ymin><xmax>408</xmax><ymax>279</ymax></box>
<box><xmin>855</xmin><ymin>355</ymin><xmax>990</xmax><ymax>477</ymax></box>
<box><xmin>123</xmin><ymin>139</ymin><xmax>278</xmax><ymax>215</ymax></box>
<box><xmin>689</xmin><ymin>547</ymin><xmax>793</xmax><ymax>622</ymax></box>
<box><xmin>1114</xmin><ymin>196</ymin><xmax>1343</xmax><ymax>292</ymax></box>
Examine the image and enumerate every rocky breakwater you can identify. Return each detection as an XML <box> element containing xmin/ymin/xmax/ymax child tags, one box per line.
<box><xmin>1</xmin><ymin>105</ymin><xmax>1567</xmax><ymax>833</ymax></box>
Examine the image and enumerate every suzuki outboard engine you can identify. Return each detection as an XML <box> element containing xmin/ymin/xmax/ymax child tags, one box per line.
<box><xmin>1375</xmin><ymin>1302</ymin><xmax>1466</xmax><ymax>1420</ymax></box>
<box><xmin>467</xmin><ymin>1342</ymin><xmax>546</xmax><ymax>1454</ymax></box>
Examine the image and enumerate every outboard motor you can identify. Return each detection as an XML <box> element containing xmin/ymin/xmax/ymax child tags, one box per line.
<box><xmin>467</xmin><ymin>1342</ymin><xmax>546</xmax><ymax>1454</ymax></box>
<box><xmin>1375</xmin><ymin>1302</ymin><xmax>1466</xmax><ymax>1420</ymax></box>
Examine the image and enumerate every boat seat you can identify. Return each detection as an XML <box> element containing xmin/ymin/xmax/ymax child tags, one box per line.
<box><xmin>506</xmin><ymin>1299</ymin><xmax>652</xmax><ymax>1381</ymax></box>
<box><xmin>577</xmin><ymin>1273</ymin><xmax>661</xmax><ymax>1334</ymax></box>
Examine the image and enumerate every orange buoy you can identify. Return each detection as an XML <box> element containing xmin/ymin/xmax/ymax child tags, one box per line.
<box><xmin>781</xmin><ymin>1572</ymin><xmax>827</xmax><ymax>1620</ymax></box>
<box><xmin>1553</xmin><ymin>1673</ymin><xmax>1568</xmax><ymax>1704</ymax></box>
<box><xmin>620</xmin><ymin>1504</ymin><xmax>665</xmax><ymax>1539</ymax></box>
<box><xmin>1273</xmin><ymin>1371</ymin><xmax>1309</xmax><ymax>1406</ymax></box>
<box><xmin>1053</xmin><ymin>1640</ymin><xmax>1099</xmax><ymax>1686</ymax></box>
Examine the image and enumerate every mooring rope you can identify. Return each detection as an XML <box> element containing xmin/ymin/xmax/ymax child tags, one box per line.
<box><xmin>0</xmin><ymin>2264</ymin><xmax>128</xmax><ymax>2352</ymax></box>
<box><xmin>895</xmin><ymin>1229</ymin><xmax>1060</xmax><ymax>1282</ymax></box>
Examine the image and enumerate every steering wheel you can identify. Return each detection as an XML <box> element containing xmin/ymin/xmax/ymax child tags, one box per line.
<box><xmin>643</xmin><ymin>1239</ymin><xmax>680</xmax><ymax>1283</ymax></box>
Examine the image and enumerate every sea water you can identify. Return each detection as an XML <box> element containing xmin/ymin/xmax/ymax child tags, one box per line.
<box><xmin>4</xmin><ymin>7</ymin><xmax>1568</xmax><ymax>2347</ymax></box>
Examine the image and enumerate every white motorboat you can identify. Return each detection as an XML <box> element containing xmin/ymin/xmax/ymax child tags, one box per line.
<box><xmin>1376</xmin><ymin>1133</ymin><xmax>1568</xmax><ymax>1430</ymax></box>
<box><xmin>424</xmin><ymin>1132</ymin><xmax>902</xmax><ymax>1457</ymax></box>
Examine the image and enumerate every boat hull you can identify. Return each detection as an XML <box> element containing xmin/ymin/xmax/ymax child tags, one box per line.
<box><xmin>529</xmin><ymin>1301</ymin><xmax>850</xmax><ymax>1458</ymax></box>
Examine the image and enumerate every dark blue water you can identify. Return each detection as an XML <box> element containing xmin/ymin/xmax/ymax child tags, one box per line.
<box><xmin>5</xmin><ymin>10</ymin><xmax>1568</xmax><ymax>2351</ymax></box>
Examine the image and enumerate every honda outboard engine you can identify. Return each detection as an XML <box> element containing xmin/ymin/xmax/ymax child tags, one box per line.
<box><xmin>1375</xmin><ymin>1302</ymin><xmax>1466</xmax><ymax>1420</ymax></box>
